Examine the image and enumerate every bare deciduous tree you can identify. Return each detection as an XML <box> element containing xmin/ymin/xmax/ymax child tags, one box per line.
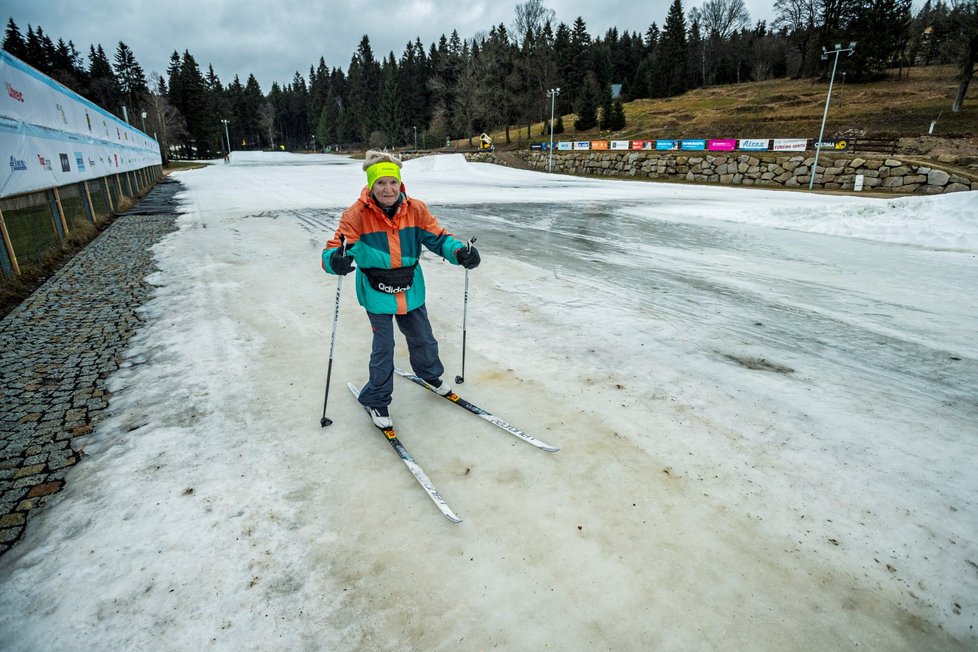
<box><xmin>512</xmin><ymin>0</ymin><xmax>556</xmax><ymax>46</ymax></box>
<box><xmin>773</xmin><ymin>0</ymin><xmax>820</xmax><ymax>76</ymax></box>
<box><xmin>145</xmin><ymin>72</ymin><xmax>185</xmax><ymax>163</ymax></box>
<box><xmin>699</xmin><ymin>0</ymin><xmax>751</xmax><ymax>38</ymax></box>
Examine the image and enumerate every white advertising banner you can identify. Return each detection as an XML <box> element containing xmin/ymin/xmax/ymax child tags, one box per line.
<box><xmin>771</xmin><ymin>138</ymin><xmax>809</xmax><ymax>152</ymax></box>
<box><xmin>738</xmin><ymin>138</ymin><xmax>770</xmax><ymax>151</ymax></box>
<box><xmin>0</xmin><ymin>50</ymin><xmax>161</xmax><ymax>198</ymax></box>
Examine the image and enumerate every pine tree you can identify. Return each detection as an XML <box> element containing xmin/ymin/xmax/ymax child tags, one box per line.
<box><xmin>574</xmin><ymin>78</ymin><xmax>598</xmax><ymax>130</ymax></box>
<box><xmin>25</xmin><ymin>26</ymin><xmax>52</xmax><ymax>73</ymax></box>
<box><xmin>281</xmin><ymin>71</ymin><xmax>309</xmax><ymax>149</ymax></box>
<box><xmin>655</xmin><ymin>0</ymin><xmax>689</xmax><ymax>96</ymax></box>
<box><xmin>241</xmin><ymin>74</ymin><xmax>264</xmax><ymax>148</ymax></box>
<box><xmin>480</xmin><ymin>24</ymin><xmax>519</xmax><ymax>144</ymax></box>
<box><xmin>568</xmin><ymin>17</ymin><xmax>592</xmax><ymax>109</ymax></box>
<box><xmin>49</xmin><ymin>38</ymin><xmax>87</xmax><ymax>93</ymax></box>
<box><xmin>608</xmin><ymin>98</ymin><xmax>626</xmax><ymax>130</ymax></box>
<box><xmin>344</xmin><ymin>35</ymin><xmax>381</xmax><ymax>144</ymax></box>
<box><xmin>552</xmin><ymin>22</ymin><xmax>574</xmax><ymax>117</ymax></box>
<box><xmin>317</xmin><ymin>86</ymin><xmax>341</xmax><ymax>148</ymax></box>
<box><xmin>206</xmin><ymin>65</ymin><xmax>228</xmax><ymax>151</ymax></box>
<box><xmin>172</xmin><ymin>51</ymin><xmax>210</xmax><ymax>157</ymax></box>
<box><xmin>308</xmin><ymin>58</ymin><xmax>330</xmax><ymax>139</ymax></box>
<box><xmin>844</xmin><ymin>0</ymin><xmax>913</xmax><ymax>81</ymax></box>
<box><xmin>3</xmin><ymin>19</ymin><xmax>27</xmax><ymax>59</ymax></box>
<box><xmin>88</xmin><ymin>44</ymin><xmax>121</xmax><ymax>117</ymax></box>
<box><xmin>224</xmin><ymin>74</ymin><xmax>244</xmax><ymax>150</ymax></box>
<box><xmin>377</xmin><ymin>54</ymin><xmax>402</xmax><ymax>147</ymax></box>
<box><xmin>114</xmin><ymin>42</ymin><xmax>148</xmax><ymax>124</ymax></box>
<box><xmin>398</xmin><ymin>39</ymin><xmax>431</xmax><ymax>140</ymax></box>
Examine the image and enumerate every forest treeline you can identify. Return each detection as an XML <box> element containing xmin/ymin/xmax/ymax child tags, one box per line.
<box><xmin>3</xmin><ymin>0</ymin><xmax>976</xmax><ymax>160</ymax></box>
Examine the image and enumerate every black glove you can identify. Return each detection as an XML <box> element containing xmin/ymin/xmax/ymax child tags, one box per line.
<box><xmin>455</xmin><ymin>245</ymin><xmax>480</xmax><ymax>270</ymax></box>
<box><xmin>330</xmin><ymin>247</ymin><xmax>355</xmax><ymax>275</ymax></box>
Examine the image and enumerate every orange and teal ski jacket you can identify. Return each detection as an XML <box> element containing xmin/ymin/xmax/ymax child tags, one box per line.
<box><xmin>322</xmin><ymin>184</ymin><xmax>467</xmax><ymax>315</ymax></box>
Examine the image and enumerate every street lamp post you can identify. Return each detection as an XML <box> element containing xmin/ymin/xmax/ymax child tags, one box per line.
<box><xmin>140</xmin><ymin>110</ymin><xmax>147</xmax><ymax>133</ymax></box>
<box><xmin>220</xmin><ymin>119</ymin><xmax>231</xmax><ymax>158</ymax></box>
<box><xmin>414</xmin><ymin>126</ymin><xmax>418</xmax><ymax>151</ymax></box>
<box><xmin>547</xmin><ymin>87</ymin><xmax>560</xmax><ymax>173</ymax></box>
<box><xmin>810</xmin><ymin>42</ymin><xmax>855</xmax><ymax>190</ymax></box>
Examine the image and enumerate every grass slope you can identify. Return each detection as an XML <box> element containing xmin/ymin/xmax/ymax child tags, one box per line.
<box><xmin>484</xmin><ymin>65</ymin><xmax>977</xmax><ymax>156</ymax></box>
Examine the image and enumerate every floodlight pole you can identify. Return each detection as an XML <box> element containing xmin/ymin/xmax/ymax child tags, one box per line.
<box><xmin>810</xmin><ymin>42</ymin><xmax>855</xmax><ymax>190</ymax></box>
<box><xmin>547</xmin><ymin>87</ymin><xmax>560</xmax><ymax>172</ymax></box>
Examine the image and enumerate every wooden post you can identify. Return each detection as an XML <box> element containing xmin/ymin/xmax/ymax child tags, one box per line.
<box><xmin>0</xmin><ymin>206</ymin><xmax>21</xmax><ymax>276</ymax></box>
<box><xmin>51</xmin><ymin>186</ymin><xmax>70</xmax><ymax>237</ymax></box>
<box><xmin>120</xmin><ymin>172</ymin><xmax>127</xmax><ymax>198</ymax></box>
<box><xmin>103</xmin><ymin>176</ymin><xmax>115</xmax><ymax>213</ymax></box>
<box><xmin>83</xmin><ymin>180</ymin><xmax>98</xmax><ymax>224</ymax></box>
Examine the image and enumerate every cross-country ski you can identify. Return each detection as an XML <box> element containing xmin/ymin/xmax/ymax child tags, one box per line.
<box><xmin>394</xmin><ymin>367</ymin><xmax>559</xmax><ymax>452</ymax></box>
<box><xmin>348</xmin><ymin>383</ymin><xmax>461</xmax><ymax>523</ymax></box>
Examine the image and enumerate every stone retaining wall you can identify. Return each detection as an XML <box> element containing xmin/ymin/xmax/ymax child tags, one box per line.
<box><xmin>465</xmin><ymin>151</ymin><xmax>977</xmax><ymax>194</ymax></box>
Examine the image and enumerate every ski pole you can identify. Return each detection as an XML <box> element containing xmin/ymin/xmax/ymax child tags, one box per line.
<box><xmin>455</xmin><ymin>236</ymin><xmax>476</xmax><ymax>385</ymax></box>
<box><xmin>321</xmin><ymin>235</ymin><xmax>348</xmax><ymax>427</ymax></box>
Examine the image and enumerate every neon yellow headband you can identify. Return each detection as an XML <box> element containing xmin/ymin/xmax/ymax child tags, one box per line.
<box><xmin>365</xmin><ymin>162</ymin><xmax>401</xmax><ymax>189</ymax></box>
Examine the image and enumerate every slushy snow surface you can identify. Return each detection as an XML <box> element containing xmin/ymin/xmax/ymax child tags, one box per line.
<box><xmin>1</xmin><ymin>151</ymin><xmax>976</xmax><ymax>650</ymax></box>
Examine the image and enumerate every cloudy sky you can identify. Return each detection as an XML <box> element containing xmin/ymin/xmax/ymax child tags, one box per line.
<box><xmin>6</xmin><ymin>0</ymin><xmax>778</xmax><ymax>92</ymax></box>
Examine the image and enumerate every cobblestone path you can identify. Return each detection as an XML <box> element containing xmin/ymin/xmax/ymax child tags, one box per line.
<box><xmin>0</xmin><ymin>177</ymin><xmax>182</xmax><ymax>555</ymax></box>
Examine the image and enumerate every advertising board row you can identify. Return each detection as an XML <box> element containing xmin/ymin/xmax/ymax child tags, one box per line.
<box><xmin>531</xmin><ymin>138</ymin><xmax>851</xmax><ymax>152</ymax></box>
<box><xmin>0</xmin><ymin>50</ymin><xmax>162</xmax><ymax>198</ymax></box>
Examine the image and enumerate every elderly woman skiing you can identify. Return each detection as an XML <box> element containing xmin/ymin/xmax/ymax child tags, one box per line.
<box><xmin>322</xmin><ymin>150</ymin><xmax>480</xmax><ymax>429</ymax></box>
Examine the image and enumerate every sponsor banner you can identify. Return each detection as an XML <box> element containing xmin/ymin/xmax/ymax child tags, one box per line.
<box><xmin>655</xmin><ymin>139</ymin><xmax>678</xmax><ymax>151</ymax></box>
<box><xmin>772</xmin><ymin>138</ymin><xmax>809</xmax><ymax>152</ymax></box>
<box><xmin>610</xmin><ymin>140</ymin><xmax>630</xmax><ymax>150</ymax></box>
<box><xmin>680</xmin><ymin>139</ymin><xmax>706</xmax><ymax>151</ymax></box>
<box><xmin>815</xmin><ymin>138</ymin><xmax>849</xmax><ymax>150</ymax></box>
<box><xmin>630</xmin><ymin>140</ymin><xmax>653</xmax><ymax>150</ymax></box>
<box><xmin>557</xmin><ymin>141</ymin><xmax>573</xmax><ymax>151</ymax></box>
<box><xmin>708</xmin><ymin>139</ymin><xmax>736</xmax><ymax>151</ymax></box>
<box><xmin>591</xmin><ymin>140</ymin><xmax>609</xmax><ymax>150</ymax></box>
<box><xmin>738</xmin><ymin>138</ymin><xmax>770</xmax><ymax>151</ymax></box>
<box><xmin>0</xmin><ymin>50</ymin><xmax>160</xmax><ymax>198</ymax></box>
<box><xmin>573</xmin><ymin>141</ymin><xmax>590</xmax><ymax>150</ymax></box>
<box><xmin>530</xmin><ymin>142</ymin><xmax>544</xmax><ymax>150</ymax></box>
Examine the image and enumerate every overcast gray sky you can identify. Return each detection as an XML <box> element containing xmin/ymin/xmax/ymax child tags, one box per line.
<box><xmin>5</xmin><ymin>0</ymin><xmax>778</xmax><ymax>92</ymax></box>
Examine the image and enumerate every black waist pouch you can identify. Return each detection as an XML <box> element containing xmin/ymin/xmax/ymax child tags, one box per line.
<box><xmin>360</xmin><ymin>264</ymin><xmax>417</xmax><ymax>294</ymax></box>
